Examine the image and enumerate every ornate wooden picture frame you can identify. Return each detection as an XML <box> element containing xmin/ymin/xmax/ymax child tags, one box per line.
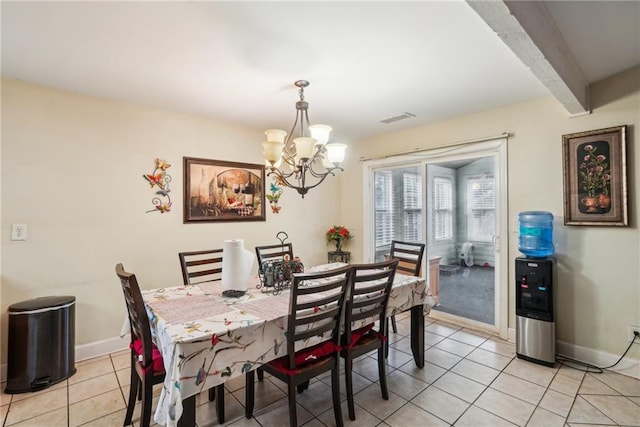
<box><xmin>562</xmin><ymin>125</ymin><xmax>627</xmax><ymax>226</ymax></box>
<box><xmin>183</xmin><ymin>157</ymin><xmax>266</xmax><ymax>223</ymax></box>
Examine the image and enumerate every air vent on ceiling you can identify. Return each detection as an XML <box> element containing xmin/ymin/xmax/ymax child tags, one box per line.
<box><xmin>379</xmin><ymin>112</ymin><xmax>416</xmax><ymax>124</ymax></box>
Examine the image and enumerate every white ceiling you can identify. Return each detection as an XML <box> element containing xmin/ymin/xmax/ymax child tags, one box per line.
<box><xmin>2</xmin><ymin>1</ymin><xmax>638</xmax><ymax>145</ymax></box>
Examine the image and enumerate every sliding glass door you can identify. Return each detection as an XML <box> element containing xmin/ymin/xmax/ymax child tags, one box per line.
<box><xmin>365</xmin><ymin>138</ymin><xmax>508</xmax><ymax>337</ymax></box>
<box><xmin>427</xmin><ymin>157</ymin><xmax>497</xmax><ymax>327</ymax></box>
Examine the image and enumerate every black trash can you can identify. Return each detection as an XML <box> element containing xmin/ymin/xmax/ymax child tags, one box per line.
<box><xmin>5</xmin><ymin>296</ymin><xmax>76</xmax><ymax>394</ymax></box>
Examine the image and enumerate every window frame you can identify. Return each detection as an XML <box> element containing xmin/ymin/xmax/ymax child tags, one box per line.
<box><xmin>466</xmin><ymin>175</ymin><xmax>495</xmax><ymax>243</ymax></box>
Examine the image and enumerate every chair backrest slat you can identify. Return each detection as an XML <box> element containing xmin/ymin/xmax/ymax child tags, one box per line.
<box><xmin>390</xmin><ymin>240</ymin><xmax>425</xmax><ymax>277</ymax></box>
<box><xmin>255</xmin><ymin>243</ymin><xmax>294</xmax><ymax>273</ymax></box>
<box><xmin>178</xmin><ymin>249</ymin><xmax>224</xmax><ymax>285</ymax></box>
<box><xmin>296</xmin><ymin>293</ymin><xmax>341</xmax><ymax>311</ymax></box>
<box><xmin>286</xmin><ymin>265</ymin><xmax>352</xmax><ymax>370</ymax></box>
<box><xmin>352</xmin><ymin>293</ymin><xmax>386</xmax><ymax>311</ymax></box>
<box><xmin>115</xmin><ymin>263</ymin><xmax>155</xmax><ymax>368</ymax></box>
<box><xmin>344</xmin><ymin>259</ymin><xmax>399</xmax><ymax>345</ymax></box>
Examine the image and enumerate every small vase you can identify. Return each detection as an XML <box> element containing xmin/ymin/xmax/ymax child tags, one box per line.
<box><xmin>581</xmin><ymin>196</ymin><xmax>599</xmax><ymax>212</ymax></box>
<box><xmin>598</xmin><ymin>194</ymin><xmax>611</xmax><ymax>209</ymax></box>
<box><xmin>334</xmin><ymin>239</ymin><xmax>343</xmax><ymax>252</ymax></box>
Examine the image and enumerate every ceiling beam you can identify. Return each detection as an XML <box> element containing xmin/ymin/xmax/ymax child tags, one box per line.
<box><xmin>467</xmin><ymin>0</ymin><xmax>590</xmax><ymax>115</ymax></box>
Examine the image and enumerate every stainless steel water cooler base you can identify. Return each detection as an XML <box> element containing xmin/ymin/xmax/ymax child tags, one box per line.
<box><xmin>516</xmin><ymin>315</ymin><xmax>555</xmax><ymax>366</ymax></box>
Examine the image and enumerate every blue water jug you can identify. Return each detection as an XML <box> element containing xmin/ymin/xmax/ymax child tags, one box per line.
<box><xmin>518</xmin><ymin>211</ymin><xmax>554</xmax><ymax>258</ymax></box>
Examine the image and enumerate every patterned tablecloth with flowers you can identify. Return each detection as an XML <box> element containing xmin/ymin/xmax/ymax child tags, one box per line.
<box><xmin>142</xmin><ymin>263</ymin><xmax>432</xmax><ymax>426</ymax></box>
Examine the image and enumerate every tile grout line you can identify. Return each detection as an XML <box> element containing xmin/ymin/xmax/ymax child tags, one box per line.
<box><xmin>442</xmin><ymin>336</ymin><xmax>520</xmax><ymax>426</ymax></box>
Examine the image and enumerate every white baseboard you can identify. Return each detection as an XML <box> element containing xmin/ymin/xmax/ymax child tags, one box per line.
<box><xmin>507</xmin><ymin>329</ymin><xmax>638</xmax><ymax>379</ymax></box>
<box><xmin>75</xmin><ymin>334</ymin><xmax>130</xmax><ymax>362</ymax></box>
<box><xmin>556</xmin><ymin>340</ymin><xmax>640</xmax><ymax>379</ymax></box>
<box><xmin>3</xmin><ymin>334</ymin><xmax>638</xmax><ymax>383</ymax></box>
<box><xmin>1</xmin><ymin>335</ymin><xmax>129</xmax><ymax>383</ymax></box>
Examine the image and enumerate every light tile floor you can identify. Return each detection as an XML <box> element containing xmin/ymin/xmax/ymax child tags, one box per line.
<box><xmin>2</xmin><ymin>314</ymin><xmax>639</xmax><ymax>426</ymax></box>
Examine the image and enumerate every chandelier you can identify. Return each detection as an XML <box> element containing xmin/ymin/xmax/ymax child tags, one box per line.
<box><xmin>262</xmin><ymin>80</ymin><xmax>347</xmax><ymax>198</ymax></box>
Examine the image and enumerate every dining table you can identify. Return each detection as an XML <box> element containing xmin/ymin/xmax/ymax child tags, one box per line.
<box><xmin>141</xmin><ymin>262</ymin><xmax>434</xmax><ymax>427</ymax></box>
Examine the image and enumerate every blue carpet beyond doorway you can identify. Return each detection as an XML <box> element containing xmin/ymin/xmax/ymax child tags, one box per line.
<box><xmin>433</xmin><ymin>265</ymin><xmax>495</xmax><ymax>325</ymax></box>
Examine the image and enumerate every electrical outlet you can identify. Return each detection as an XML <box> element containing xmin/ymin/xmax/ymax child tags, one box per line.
<box><xmin>11</xmin><ymin>224</ymin><xmax>27</xmax><ymax>241</ymax></box>
<box><xmin>628</xmin><ymin>325</ymin><xmax>640</xmax><ymax>343</ymax></box>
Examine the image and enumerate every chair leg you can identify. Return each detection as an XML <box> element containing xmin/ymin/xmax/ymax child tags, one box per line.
<box><xmin>331</xmin><ymin>364</ymin><xmax>344</xmax><ymax>427</ymax></box>
<box><xmin>208</xmin><ymin>387</ymin><xmax>215</xmax><ymax>401</ymax></box>
<box><xmin>257</xmin><ymin>366</ymin><xmax>264</xmax><ymax>381</ymax></box>
<box><xmin>378</xmin><ymin>345</ymin><xmax>389</xmax><ymax>400</ymax></box>
<box><xmin>141</xmin><ymin>378</ymin><xmax>153</xmax><ymax>427</ymax></box>
<box><xmin>124</xmin><ymin>372</ymin><xmax>139</xmax><ymax>426</ymax></box>
<box><xmin>391</xmin><ymin>314</ymin><xmax>398</xmax><ymax>333</ymax></box>
<box><xmin>245</xmin><ymin>370</ymin><xmax>255</xmax><ymax>419</ymax></box>
<box><xmin>385</xmin><ymin>318</ymin><xmax>391</xmax><ymax>358</ymax></box>
<box><xmin>287</xmin><ymin>380</ymin><xmax>298</xmax><ymax>427</ymax></box>
<box><xmin>344</xmin><ymin>354</ymin><xmax>356</xmax><ymax>421</ymax></box>
<box><xmin>215</xmin><ymin>384</ymin><xmax>225</xmax><ymax>424</ymax></box>
<box><xmin>296</xmin><ymin>380</ymin><xmax>310</xmax><ymax>393</ymax></box>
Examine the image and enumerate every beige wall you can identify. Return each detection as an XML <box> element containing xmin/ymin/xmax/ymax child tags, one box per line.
<box><xmin>1</xmin><ymin>79</ymin><xmax>341</xmax><ymax>363</ymax></box>
<box><xmin>340</xmin><ymin>67</ymin><xmax>639</xmax><ymax>363</ymax></box>
<box><xmin>2</xmin><ymin>67</ymin><xmax>638</xmax><ymax>369</ymax></box>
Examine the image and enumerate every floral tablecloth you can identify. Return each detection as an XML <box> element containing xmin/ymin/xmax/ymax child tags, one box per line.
<box><xmin>142</xmin><ymin>263</ymin><xmax>432</xmax><ymax>426</ymax></box>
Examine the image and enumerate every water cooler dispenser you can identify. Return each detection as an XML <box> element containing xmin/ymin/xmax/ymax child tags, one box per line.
<box><xmin>515</xmin><ymin>211</ymin><xmax>555</xmax><ymax>366</ymax></box>
<box><xmin>516</xmin><ymin>258</ymin><xmax>555</xmax><ymax>366</ymax></box>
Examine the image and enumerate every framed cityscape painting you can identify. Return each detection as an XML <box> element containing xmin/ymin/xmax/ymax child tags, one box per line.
<box><xmin>562</xmin><ymin>125</ymin><xmax>627</xmax><ymax>226</ymax></box>
<box><xmin>183</xmin><ymin>157</ymin><xmax>266</xmax><ymax>223</ymax></box>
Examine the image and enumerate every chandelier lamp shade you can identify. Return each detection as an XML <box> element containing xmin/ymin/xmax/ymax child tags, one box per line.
<box><xmin>262</xmin><ymin>80</ymin><xmax>347</xmax><ymax>198</ymax></box>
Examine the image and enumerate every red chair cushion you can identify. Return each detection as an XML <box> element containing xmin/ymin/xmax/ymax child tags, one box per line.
<box><xmin>269</xmin><ymin>340</ymin><xmax>340</xmax><ymax>375</ymax></box>
<box><xmin>130</xmin><ymin>339</ymin><xmax>164</xmax><ymax>374</ymax></box>
<box><xmin>344</xmin><ymin>323</ymin><xmax>387</xmax><ymax>350</ymax></box>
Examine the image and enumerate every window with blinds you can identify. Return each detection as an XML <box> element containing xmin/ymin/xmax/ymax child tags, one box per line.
<box><xmin>373</xmin><ymin>167</ymin><xmax>423</xmax><ymax>259</ymax></box>
<box><xmin>467</xmin><ymin>176</ymin><xmax>495</xmax><ymax>242</ymax></box>
<box><xmin>374</xmin><ymin>171</ymin><xmax>394</xmax><ymax>249</ymax></box>
<box><xmin>403</xmin><ymin>172</ymin><xmax>422</xmax><ymax>241</ymax></box>
<box><xmin>433</xmin><ymin>176</ymin><xmax>453</xmax><ymax>241</ymax></box>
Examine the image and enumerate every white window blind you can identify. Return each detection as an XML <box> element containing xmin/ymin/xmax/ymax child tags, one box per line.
<box><xmin>433</xmin><ymin>176</ymin><xmax>453</xmax><ymax>241</ymax></box>
<box><xmin>467</xmin><ymin>176</ymin><xmax>495</xmax><ymax>242</ymax></box>
<box><xmin>374</xmin><ymin>171</ymin><xmax>394</xmax><ymax>249</ymax></box>
<box><xmin>403</xmin><ymin>172</ymin><xmax>422</xmax><ymax>241</ymax></box>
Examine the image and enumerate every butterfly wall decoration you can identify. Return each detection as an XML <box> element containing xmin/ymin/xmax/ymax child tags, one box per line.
<box><xmin>143</xmin><ymin>158</ymin><xmax>172</xmax><ymax>213</ymax></box>
<box><xmin>267</xmin><ymin>179</ymin><xmax>283</xmax><ymax>214</ymax></box>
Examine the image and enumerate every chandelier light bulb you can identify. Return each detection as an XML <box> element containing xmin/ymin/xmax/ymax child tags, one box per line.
<box><xmin>293</xmin><ymin>137</ymin><xmax>316</xmax><ymax>160</ymax></box>
<box><xmin>265</xmin><ymin>158</ymin><xmax>282</xmax><ymax>168</ymax></box>
<box><xmin>309</xmin><ymin>124</ymin><xmax>332</xmax><ymax>146</ymax></box>
<box><xmin>325</xmin><ymin>143</ymin><xmax>347</xmax><ymax>165</ymax></box>
<box><xmin>265</xmin><ymin>129</ymin><xmax>287</xmax><ymax>144</ymax></box>
<box><xmin>262</xmin><ymin>140</ymin><xmax>284</xmax><ymax>165</ymax></box>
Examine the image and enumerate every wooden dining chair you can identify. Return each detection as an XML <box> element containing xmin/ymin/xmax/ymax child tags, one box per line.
<box><xmin>341</xmin><ymin>259</ymin><xmax>398</xmax><ymax>420</ymax></box>
<box><xmin>254</xmin><ymin>242</ymin><xmax>294</xmax><ymax>273</ymax></box>
<box><xmin>178</xmin><ymin>248</ymin><xmax>224</xmax><ymax>285</ymax></box>
<box><xmin>115</xmin><ymin>263</ymin><xmax>166</xmax><ymax>427</ymax></box>
<box><xmin>245</xmin><ymin>265</ymin><xmax>353</xmax><ymax>427</ymax></box>
<box><xmin>388</xmin><ymin>240</ymin><xmax>425</xmax><ymax>334</ymax></box>
<box><xmin>177</xmin><ymin>250</ymin><xmax>226</xmax><ymax>418</ymax></box>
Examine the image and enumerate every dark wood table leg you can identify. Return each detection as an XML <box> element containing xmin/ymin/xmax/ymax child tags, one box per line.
<box><xmin>410</xmin><ymin>305</ymin><xmax>425</xmax><ymax>368</ymax></box>
<box><xmin>246</xmin><ymin>370</ymin><xmax>255</xmax><ymax>419</ymax></box>
<box><xmin>215</xmin><ymin>384</ymin><xmax>225</xmax><ymax>424</ymax></box>
<box><xmin>178</xmin><ymin>395</ymin><xmax>196</xmax><ymax>427</ymax></box>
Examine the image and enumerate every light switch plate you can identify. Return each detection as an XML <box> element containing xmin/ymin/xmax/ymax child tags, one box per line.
<box><xmin>11</xmin><ymin>224</ymin><xmax>27</xmax><ymax>241</ymax></box>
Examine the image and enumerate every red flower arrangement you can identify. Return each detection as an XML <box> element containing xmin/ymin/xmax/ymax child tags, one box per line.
<box><xmin>326</xmin><ymin>226</ymin><xmax>352</xmax><ymax>251</ymax></box>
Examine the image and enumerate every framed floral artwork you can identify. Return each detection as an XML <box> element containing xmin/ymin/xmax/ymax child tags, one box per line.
<box><xmin>562</xmin><ymin>125</ymin><xmax>627</xmax><ymax>226</ymax></box>
<box><xmin>183</xmin><ymin>157</ymin><xmax>266</xmax><ymax>223</ymax></box>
